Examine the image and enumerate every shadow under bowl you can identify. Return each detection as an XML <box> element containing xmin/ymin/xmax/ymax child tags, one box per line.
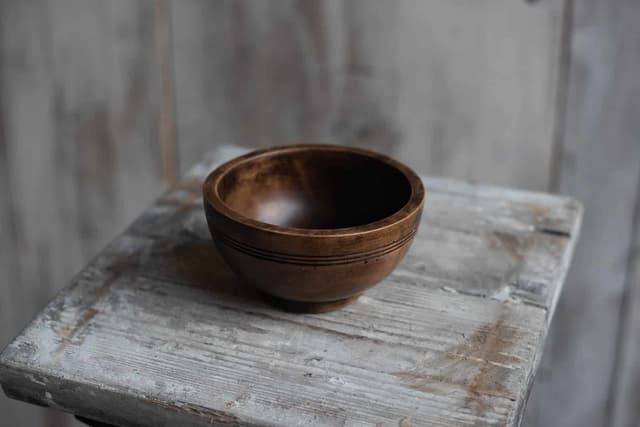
<box><xmin>203</xmin><ymin>144</ymin><xmax>425</xmax><ymax>313</ymax></box>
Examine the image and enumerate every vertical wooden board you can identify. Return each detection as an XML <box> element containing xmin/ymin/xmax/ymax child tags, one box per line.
<box><xmin>171</xmin><ymin>0</ymin><xmax>564</xmax><ymax>190</ymax></box>
<box><xmin>0</xmin><ymin>75</ymin><xmax>44</xmax><ymax>427</ymax></box>
<box><xmin>604</xmin><ymin>2</ymin><xmax>640</xmax><ymax>425</ymax></box>
<box><xmin>610</xmin><ymin>175</ymin><xmax>640</xmax><ymax>427</ymax></box>
<box><xmin>0</xmin><ymin>2</ymin><xmax>66</xmax><ymax>426</ymax></box>
<box><xmin>169</xmin><ymin>0</ymin><xmax>231</xmax><ymax>172</ymax></box>
<box><xmin>170</xmin><ymin>0</ymin><xmax>335</xmax><ymax>172</ymax></box>
<box><xmin>104</xmin><ymin>0</ymin><xmax>164</xmax><ymax>219</ymax></box>
<box><xmin>46</xmin><ymin>0</ymin><xmax>163</xmax><ymax>257</ymax></box>
<box><xmin>0</xmin><ymin>0</ymin><xmax>163</xmax><ymax>425</ymax></box>
<box><xmin>344</xmin><ymin>0</ymin><xmax>565</xmax><ymax>191</ymax></box>
<box><xmin>523</xmin><ymin>1</ymin><xmax>640</xmax><ymax>426</ymax></box>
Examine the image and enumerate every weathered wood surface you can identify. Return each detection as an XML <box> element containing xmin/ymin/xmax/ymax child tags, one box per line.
<box><xmin>170</xmin><ymin>0</ymin><xmax>565</xmax><ymax>191</ymax></box>
<box><xmin>0</xmin><ymin>1</ymin><xmax>163</xmax><ymax>426</ymax></box>
<box><xmin>523</xmin><ymin>1</ymin><xmax>640</xmax><ymax>426</ymax></box>
<box><xmin>0</xmin><ymin>146</ymin><xmax>582</xmax><ymax>427</ymax></box>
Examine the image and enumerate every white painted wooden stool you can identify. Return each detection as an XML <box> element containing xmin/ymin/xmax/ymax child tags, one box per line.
<box><xmin>0</xmin><ymin>146</ymin><xmax>582</xmax><ymax>427</ymax></box>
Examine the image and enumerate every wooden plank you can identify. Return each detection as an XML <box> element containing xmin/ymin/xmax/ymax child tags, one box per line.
<box><xmin>610</xmin><ymin>174</ymin><xmax>640</xmax><ymax>427</ymax></box>
<box><xmin>0</xmin><ymin>1</ymin><xmax>165</xmax><ymax>425</ymax></box>
<box><xmin>0</xmin><ymin>147</ymin><xmax>581</xmax><ymax>426</ymax></box>
<box><xmin>170</xmin><ymin>0</ymin><xmax>565</xmax><ymax>191</ymax></box>
<box><xmin>0</xmin><ymin>2</ymin><xmax>71</xmax><ymax>426</ymax></box>
<box><xmin>523</xmin><ymin>1</ymin><xmax>640</xmax><ymax>426</ymax></box>
<box><xmin>0</xmin><ymin>25</ymin><xmax>46</xmax><ymax>425</ymax></box>
<box><xmin>606</xmin><ymin>1</ymin><xmax>640</xmax><ymax>425</ymax></box>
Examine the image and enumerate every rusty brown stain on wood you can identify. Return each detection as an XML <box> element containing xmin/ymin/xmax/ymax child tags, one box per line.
<box><xmin>490</xmin><ymin>231</ymin><xmax>530</xmax><ymax>261</ymax></box>
<box><xmin>52</xmin><ymin>269</ymin><xmax>125</xmax><ymax>351</ymax></box>
<box><xmin>56</xmin><ymin>308</ymin><xmax>99</xmax><ymax>348</ymax></box>
<box><xmin>398</xmin><ymin>417</ymin><xmax>412</xmax><ymax>427</ymax></box>
<box><xmin>53</xmin><ymin>247</ymin><xmax>142</xmax><ymax>351</ymax></box>
<box><xmin>393</xmin><ymin>308</ymin><xmax>516</xmax><ymax>417</ymax></box>
<box><xmin>463</xmin><ymin>318</ymin><xmax>507</xmax><ymax>415</ymax></box>
<box><xmin>512</xmin><ymin>201</ymin><xmax>550</xmax><ymax>221</ymax></box>
<box><xmin>492</xmin><ymin>228</ymin><xmax>567</xmax><ymax>263</ymax></box>
<box><xmin>158</xmin><ymin>401</ymin><xmax>238</xmax><ymax>423</ymax></box>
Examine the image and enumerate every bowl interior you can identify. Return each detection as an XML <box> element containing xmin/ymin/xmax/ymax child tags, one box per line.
<box><xmin>216</xmin><ymin>149</ymin><xmax>412</xmax><ymax>229</ymax></box>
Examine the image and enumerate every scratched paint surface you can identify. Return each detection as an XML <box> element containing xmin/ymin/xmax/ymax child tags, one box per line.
<box><xmin>0</xmin><ymin>146</ymin><xmax>582</xmax><ymax>426</ymax></box>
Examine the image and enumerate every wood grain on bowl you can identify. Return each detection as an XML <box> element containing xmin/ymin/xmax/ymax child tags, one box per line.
<box><xmin>202</xmin><ymin>145</ymin><xmax>425</xmax><ymax>312</ymax></box>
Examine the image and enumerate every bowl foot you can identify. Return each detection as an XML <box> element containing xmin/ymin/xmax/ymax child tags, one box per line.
<box><xmin>263</xmin><ymin>294</ymin><xmax>361</xmax><ymax>313</ymax></box>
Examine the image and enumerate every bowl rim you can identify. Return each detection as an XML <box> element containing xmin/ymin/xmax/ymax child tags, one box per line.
<box><xmin>203</xmin><ymin>144</ymin><xmax>425</xmax><ymax>238</ymax></box>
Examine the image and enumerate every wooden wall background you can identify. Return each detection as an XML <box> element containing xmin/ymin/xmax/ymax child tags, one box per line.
<box><xmin>0</xmin><ymin>1</ymin><xmax>638</xmax><ymax>426</ymax></box>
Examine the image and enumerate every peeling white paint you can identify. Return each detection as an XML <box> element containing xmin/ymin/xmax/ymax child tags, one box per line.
<box><xmin>328</xmin><ymin>376</ymin><xmax>347</xmax><ymax>386</ymax></box>
<box><xmin>490</xmin><ymin>286</ymin><xmax>523</xmax><ymax>304</ymax></box>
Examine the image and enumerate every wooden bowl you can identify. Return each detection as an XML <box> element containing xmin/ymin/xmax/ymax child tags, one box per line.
<box><xmin>203</xmin><ymin>144</ymin><xmax>424</xmax><ymax>313</ymax></box>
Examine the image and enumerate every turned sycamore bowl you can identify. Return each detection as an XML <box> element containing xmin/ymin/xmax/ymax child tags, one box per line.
<box><xmin>203</xmin><ymin>144</ymin><xmax>424</xmax><ymax>312</ymax></box>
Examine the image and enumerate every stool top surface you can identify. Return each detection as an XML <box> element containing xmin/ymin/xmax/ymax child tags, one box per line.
<box><xmin>0</xmin><ymin>146</ymin><xmax>582</xmax><ymax>427</ymax></box>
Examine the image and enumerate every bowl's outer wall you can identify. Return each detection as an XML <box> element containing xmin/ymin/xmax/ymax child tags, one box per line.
<box><xmin>204</xmin><ymin>200</ymin><xmax>423</xmax><ymax>302</ymax></box>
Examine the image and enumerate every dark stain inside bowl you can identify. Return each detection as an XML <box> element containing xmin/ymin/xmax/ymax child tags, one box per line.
<box><xmin>217</xmin><ymin>150</ymin><xmax>411</xmax><ymax>229</ymax></box>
